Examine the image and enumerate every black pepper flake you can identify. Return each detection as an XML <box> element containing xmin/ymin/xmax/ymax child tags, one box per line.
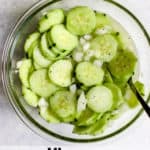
<box><xmin>116</xmin><ymin>32</ymin><xmax>120</xmax><ymax>36</ymax></box>
<box><xmin>25</xmin><ymin>53</ymin><xmax>28</xmax><ymax>58</ymax></box>
<box><xmin>53</xmin><ymin>43</ymin><xmax>56</xmax><ymax>46</ymax></box>
<box><xmin>44</xmin><ymin>14</ymin><xmax>48</xmax><ymax>19</ymax></box>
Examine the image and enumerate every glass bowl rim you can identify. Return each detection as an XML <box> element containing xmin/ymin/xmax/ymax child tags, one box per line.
<box><xmin>2</xmin><ymin>0</ymin><xmax>150</xmax><ymax>143</ymax></box>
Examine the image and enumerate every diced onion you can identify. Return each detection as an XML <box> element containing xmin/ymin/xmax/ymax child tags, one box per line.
<box><xmin>95</xmin><ymin>25</ymin><xmax>112</xmax><ymax>35</ymax></box>
<box><xmin>77</xmin><ymin>92</ymin><xmax>87</xmax><ymax>112</ymax></box>
<box><xmin>93</xmin><ymin>60</ymin><xmax>103</xmax><ymax>67</ymax></box>
<box><xmin>83</xmin><ymin>42</ymin><xmax>90</xmax><ymax>51</ymax></box>
<box><xmin>14</xmin><ymin>70</ymin><xmax>19</xmax><ymax>73</ymax></box>
<box><xmin>86</xmin><ymin>50</ymin><xmax>95</xmax><ymax>57</ymax></box>
<box><xmin>38</xmin><ymin>98</ymin><xmax>48</xmax><ymax>107</ymax></box>
<box><xmin>69</xmin><ymin>84</ymin><xmax>77</xmax><ymax>93</ymax></box>
<box><xmin>16</xmin><ymin>61</ymin><xmax>23</xmax><ymax>69</ymax></box>
<box><xmin>84</xmin><ymin>34</ymin><xmax>92</xmax><ymax>40</ymax></box>
<box><xmin>80</xmin><ymin>37</ymin><xmax>86</xmax><ymax>45</ymax></box>
<box><xmin>73</xmin><ymin>52</ymin><xmax>83</xmax><ymax>62</ymax></box>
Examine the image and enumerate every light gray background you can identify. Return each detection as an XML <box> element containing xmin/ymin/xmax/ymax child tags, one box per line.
<box><xmin>0</xmin><ymin>0</ymin><xmax>150</xmax><ymax>148</ymax></box>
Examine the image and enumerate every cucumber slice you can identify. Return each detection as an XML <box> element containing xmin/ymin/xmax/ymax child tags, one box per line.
<box><xmin>51</xmin><ymin>46</ymin><xmax>63</xmax><ymax>55</ymax></box>
<box><xmin>88</xmin><ymin>113</ymin><xmax>110</xmax><ymax>135</ymax></box>
<box><xmin>76</xmin><ymin>62</ymin><xmax>104</xmax><ymax>86</ymax></box>
<box><xmin>108</xmin><ymin>50</ymin><xmax>137</xmax><ymax>83</ymax></box>
<box><xmin>51</xmin><ymin>24</ymin><xmax>78</xmax><ymax>51</ymax></box>
<box><xmin>109</xmin><ymin>17</ymin><xmax>135</xmax><ymax>51</ymax></box>
<box><xmin>105</xmin><ymin>83</ymin><xmax>124</xmax><ymax>109</ymax></box>
<box><xmin>134</xmin><ymin>81</ymin><xmax>145</xmax><ymax>96</ymax></box>
<box><xmin>40</xmin><ymin>33</ymin><xmax>56</xmax><ymax>60</ymax></box>
<box><xmin>86</xmin><ymin>86</ymin><xmax>113</xmax><ymax>113</ymax></box>
<box><xmin>27</xmin><ymin>40</ymin><xmax>39</xmax><ymax>58</ymax></box>
<box><xmin>49</xmin><ymin>90</ymin><xmax>76</xmax><ymax>119</ymax></box>
<box><xmin>49</xmin><ymin>60</ymin><xmax>73</xmax><ymax>87</ymax></box>
<box><xmin>24</xmin><ymin>32</ymin><xmax>40</xmax><ymax>52</ymax></box>
<box><xmin>38</xmin><ymin>9</ymin><xmax>65</xmax><ymax>33</ymax></box>
<box><xmin>124</xmin><ymin>85</ymin><xmax>139</xmax><ymax>108</ymax></box>
<box><xmin>30</xmin><ymin>69</ymin><xmax>58</xmax><ymax>98</ymax></box>
<box><xmin>62</xmin><ymin>115</ymin><xmax>75</xmax><ymax>123</ymax></box>
<box><xmin>76</xmin><ymin>107</ymin><xmax>100</xmax><ymax>126</ymax></box>
<box><xmin>46</xmin><ymin>31</ymin><xmax>53</xmax><ymax>46</ymax></box>
<box><xmin>103</xmin><ymin>68</ymin><xmax>113</xmax><ymax>83</ymax></box>
<box><xmin>41</xmin><ymin>33</ymin><xmax>72</xmax><ymax>60</ymax></box>
<box><xmin>34</xmin><ymin>62</ymin><xmax>43</xmax><ymax>70</ymax></box>
<box><xmin>39</xmin><ymin>107</ymin><xmax>60</xmax><ymax>123</ymax></box>
<box><xmin>73</xmin><ymin>113</ymin><xmax>110</xmax><ymax>135</ymax></box>
<box><xmin>33</xmin><ymin>46</ymin><xmax>51</xmax><ymax>68</ymax></box>
<box><xmin>22</xmin><ymin>87</ymin><xmax>39</xmax><ymax>107</ymax></box>
<box><xmin>95</xmin><ymin>13</ymin><xmax>113</xmax><ymax>35</ymax></box>
<box><xmin>90</xmin><ymin>34</ymin><xmax>118</xmax><ymax>62</ymax></box>
<box><xmin>95</xmin><ymin>13</ymin><xmax>111</xmax><ymax>29</ymax></box>
<box><xmin>19</xmin><ymin>59</ymin><xmax>33</xmax><ymax>88</ymax></box>
<box><xmin>73</xmin><ymin>125</ymin><xmax>94</xmax><ymax>135</ymax></box>
<box><xmin>66</xmin><ymin>6</ymin><xmax>96</xmax><ymax>35</ymax></box>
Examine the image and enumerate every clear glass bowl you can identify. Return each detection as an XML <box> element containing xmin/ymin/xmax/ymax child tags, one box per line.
<box><xmin>2</xmin><ymin>0</ymin><xmax>150</xmax><ymax>143</ymax></box>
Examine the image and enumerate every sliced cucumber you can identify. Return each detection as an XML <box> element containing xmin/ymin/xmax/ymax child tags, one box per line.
<box><xmin>38</xmin><ymin>9</ymin><xmax>64</xmax><ymax>33</ymax></box>
<box><xmin>88</xmin><ymin>113</ymin><xmax>110</xmax><ymax>135</ymax></box>
<box><xmin>76</xmin><ymin>62</ymin><xmax>104</xmax><ymax>86</ymax></box>
<box><xmin>39</xmin><ymin>107</ymin><xmax>60</xmax><ymax>123</ymax></box>
<box><xmin>33</xmin><ymin>46</ymin><xmax>51</xmax><ymax>68</ymax></box>
<box><xmin>41</xmin><ymin>33</ymin><xmax>72</xmax><ymax>60</ymax></box>
<box><xmin>108</xmin><ymin>50</ymin><xmax>137</xmax><ymax>83</ymax></box>
<box><xmin>22</xmin><ymin>86</ymin><xmax>39</xmax><ymax>107</ymax></box>
<box><xmin>49</xmin><ymin>90</ymin><xmax>76</xmax><ymax>119</ymax></box>
<box><xmin>27</xmin><ymin>40</ymin><xmax>39</xmax><ymax>58</ymax></box>
<box><xmin>134</xmin><ymin>81</ymin><xmax>145</xmax><ymax>96</ymax></box>
<box><xmin>76</xmin><ymin>107</ymin><xmax>100</xmax><ymax>126</ymax></box>
<box><xmin>109</xmin><ymin>17</ymin><xmax>135</xmax><ymax>51</ymax></box>
<box><xmin>73</xmin><ymin>113</ymin><xmax>110</xmax><ymax>135</ymax></box>
<box><xmin>66</xmin><ymin>6</ymin><xmax>96</xmax><ymax>35</ymax></box>
<box><xmin>73</xmin><ymin>124</ymin><xmax>94</xmax><ymax>135</ymax></box>
<box><xmin>62</xmin><ymin>115</ymin><xmax>75</xmax><ymax>123</ymax></box>
<box><xmin>103</xmin><ymin>65</ymin><xmax>113</xmax><ymax>83</ymax></box>
<box><xmin>46</xmin><ymin>31</ymin><xmax>53</xmax><ymax>46</ymax></box>
<box><xmin>49</xmin><ymin>60</ymin><xmax>73</xmax><ymax>87</ymax></box>
<box><xmin>95</xmin><ymin>13</ymin><xmax>113</xmax><ymax>35</ymax></box>
<box><xmin>34</xmin><ymin>62</ymin><xmax>43</xmax><ymax>70</ymax></box>
<box><xmin>40</xmin><ymin>33</ymin><xmax>56</xmax><ymax>60</ymax></box>
<box><xmin>19</xmin><ymin>59</ymin><xmax>33</xmax><ymax>88</ymax></box>
<box><xmin>51</xmin><ymin>24</ymin><xmax>78</xmax><ymax>51</ymax></box>
<box><xmin>30</xmin><ymin>69</ymin><xmax>58</xmax><ymax>98</ymax></box>
<box><xmin>124</xmin><ymin>85</ymin><xmax>139</xmax><ymax>108</ymax></box>
<box><xmin>90</xmin><ymin>34</ymin><xmax>118</xmax><ymax>62</ymax></box>
<box><xmin>105</xmin><ymin>83</ymin><xmax>124</xmax><ymax>109</ymax></box>
<box><xmin>51</xmin><ymin>46</ymin><xmax>63</xmax><ymax>55</ymax></box>
<box><xmin>24</xmin><ymin>32</ymin><xmax>40</xmax><ymax>52</ymax></box>
<box><xmin>86</xmin><ymin>86</ymin><xmax>113</xmax><ymax>113</ymax></box>
<box><xmin>95</xmin><ymin>13</ymin><xmax>111</xmax><ymax>29</ymax></box>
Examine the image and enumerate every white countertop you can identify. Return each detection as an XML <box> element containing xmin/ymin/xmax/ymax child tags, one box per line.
<box><xmin>0</xmin><ymin>0</ymin><xmax>150</xmax><ymax>148</ymax></box>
